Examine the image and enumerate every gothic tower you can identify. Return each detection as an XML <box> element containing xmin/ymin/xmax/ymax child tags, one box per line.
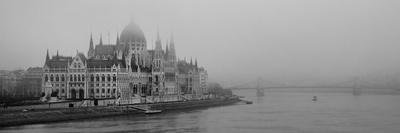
<box><xmin>153</xmin><ymin>30</ymin><xmax>163</xmax><ymax>72</ymax></box>
<box><xmin>87</xmin><ymin>33</ymin><xmax>95</xmax><ymax>58</ymax></box>
<box><xmin>168</xmin><ymin>34</ymin><xmax>177</xmax><ymax>62</ymax></box>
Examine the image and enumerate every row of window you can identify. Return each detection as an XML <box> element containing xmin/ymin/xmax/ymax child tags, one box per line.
<box><xmin>45</xmin><ymin>74</ymin><xmax>85</xmax><ymax>82</ymax></box>
<box><xmin>91</xmin><ymin>95</ymin><xmax>115</xmax><ymax>98</ymax></box>
<box><xmin>89</xmin><ymin>83</ymin><xmax>117</xmax><ymax>87</ymax></box>
<box><xmin>89</xmin><ymin>88</ymin><xmax>116</xmax><ymax>94</ymax></box>
<box><xmin>90</xmin><ymin>74</ymin><xmax>117</xmax><ymax>82</ymax></box>
<box><xmin>52</xmin><ymin>88</ymin><xmax>116</xmax><ymax>95</ymax></box>
<box><xmin>52</xmin><ymin>83</ymin><xmax>84</xmax><ymax>87</ymax></box>
<box><xmin>44</xmin><ymin>74</ymin><xmax>117</xmax><ymax>82</ymax></box>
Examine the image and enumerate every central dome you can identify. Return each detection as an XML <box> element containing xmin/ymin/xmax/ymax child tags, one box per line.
<box><xmin>120</xmin><ymin>22</ymin><xmax>146</xmax><ymax>43</ymax></box>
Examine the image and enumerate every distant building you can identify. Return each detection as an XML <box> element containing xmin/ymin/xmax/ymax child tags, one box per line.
<box><xmin>199</xmin><ymin>67</ymin><xmax>208</xmax><ymax>94</ymax></box>
<box><xmin>42</xmin><ymin>20</ymin><xmax>208</xmax><ymax>102</ymax></box>
<box><xmin>19</xmin><ymin>67</ymin><xmax>43</xmax><ymax>97</ymax></box>
<box><xmin>0</xmin><ymin>70</ymin><xmax>25</xmax><ymax>97</ymax></box>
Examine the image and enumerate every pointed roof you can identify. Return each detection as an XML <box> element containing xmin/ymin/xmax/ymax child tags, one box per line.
<box><xmin>90</xmin><ymin>33</ymin><xmax>94</xmax><ymax>49</ymax></box>
<box><xmin>116</xmin><ymin>32</ymin><xmax>120</xmax><ymax>45</ymax></box>
<box><xmin>169</xmin><ymin>33</ymin><xmax>175</xmax><ymax>51</ymax></box>
<box><xmin>165</xmin><ymin>43</ymin><xmax>169</xmax><ymax>55</ymax></box>
<box><xmin>99</xmin><ymin>34</ymin><xmax>103</xmax><ymax>45</ymax></box>
<box><xmin>155</xmin><ymin>29</ymin><xmax>162</xmax><ymax>50</ymax></box>
<box><xmin>45</xmin><ymin>49</ymin><xmax>50</xmax><ymax>64</ymax></box>
<box><xmin>168</xmin><ymin>33</ymin><xmax>176</xmax><ymax>60</ymax></box>
<box><xmin>46</xmin><ymin>54</ymin><xmax>72</xmax><ymax>69</ymax></box>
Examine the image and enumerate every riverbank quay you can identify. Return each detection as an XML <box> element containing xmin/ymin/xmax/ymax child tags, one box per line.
<box><xmin>148</xmin><ymin>97</ymin><xmax>241</xmax><ymax>111</ymax></box>
<box><xmin>0</xmin><ymin>106</ymin><xmax>141</xmax><ymax>127</ymax></box>
<box><xmin>0</xmin><ymin>97</ymin><xmax>243</xmax><ymax>128</ymax></box>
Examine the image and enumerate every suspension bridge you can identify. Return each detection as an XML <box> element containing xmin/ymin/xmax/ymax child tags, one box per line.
<box><xmin>226</xmin><ymin>77</ymin><xmax>379</xmax><ymax>95</ymax></box>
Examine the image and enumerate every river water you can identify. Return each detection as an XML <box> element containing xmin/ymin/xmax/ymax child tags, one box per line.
<box><xmin>2</xmin><ymin>88</ymin><xmax>400</xmax><ymax>133</ymax></box>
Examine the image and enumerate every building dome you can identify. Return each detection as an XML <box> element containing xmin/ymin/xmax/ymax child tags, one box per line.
<box><xmin>120</xmin><ymin>22</ymin><xmax>146</xmax><ymax>43</ymax></box>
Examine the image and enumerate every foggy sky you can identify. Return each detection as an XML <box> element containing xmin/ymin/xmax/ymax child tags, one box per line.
<box><xmin>1</xmin><ymin>0</ymin><xmax>400</xmax><ymax>86</ymax></box>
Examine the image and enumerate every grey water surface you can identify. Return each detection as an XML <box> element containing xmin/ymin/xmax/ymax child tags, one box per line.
<box><xmin>2</xmin><ymin>88</ymin><xmax>400</xmax><ymax>133</ymax></box>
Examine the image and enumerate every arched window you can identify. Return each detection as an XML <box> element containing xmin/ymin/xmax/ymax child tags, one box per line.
<box><xmin>74</xmin><ymin>75</ymin><xmax>77</xmax><ymax>81</ymax></box>
<box><xmin>107</xmin><ymin>74</ymin><xmax>111</xmax><ymax>82</ymax></box>
<box><xmin>56</xmin><ymin>75</ymin><xmax>59</xmax><ymax>81</ymax></box>
<box><xmin>45</xmin><ymin>75</ymin><xmax>49</xmax><ymax>82</ymax></box>
<box><xmin>82</xmin><ymin>75</ymin><xmax>85</xmax><ymax>81</ymax></box>
<box><xmin>113</xmin><ymin>74</ymin><xmax>116</xmax><ymax>82</ymax></box>
<box><xmin>102</xmin><ymin>75</ymin><xmax>105</xmax><ymax>81</ymax></box>
<box><xmin>50</xmin><ymin>74</ymin><xmax>54</xmax><ymax>82</ymax></box>
<box><xmin>61</xmin><ymin>75</ymin><xmax>65</xmax><ymax>81</ymax></box>
<box><xmin>77</xmin><ymin>75</ymin><xmax>81</xmax><ymax>81</ymax></box>
<box><xmin>90</xmin><ymin>75</ymin><xmax>94</xmax><ymax>81</ymax></box>
<box><xmin>133</xmin><ymin>84</ymin><xmax>137</xmax><ymax>94</ymax></box>
<box><xmin>96</xmin><ymin>75</ymin><xmax>99</xmax><ymax>82</ymax></box>
<box><xmin>70</xmin><ymin>75</ymin><xmax>73</xmax><ymax>81</ymax></box>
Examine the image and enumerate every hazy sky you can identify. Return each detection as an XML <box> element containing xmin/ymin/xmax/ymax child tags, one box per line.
<box><xmin>0</xmin><ymin>0</ymin><xmax>399</xmax><ymax>85</ymax></box>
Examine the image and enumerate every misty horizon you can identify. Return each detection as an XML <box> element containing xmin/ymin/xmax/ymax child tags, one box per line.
<box><xmin>1</xmin><ymin>0</ymin><xmax>400</xmax><ymax>86</ymax></box>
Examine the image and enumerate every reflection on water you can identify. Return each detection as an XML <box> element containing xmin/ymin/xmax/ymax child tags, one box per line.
<box><xmin>2</xmin><ymin>88</ymin><xmax>400</xmax><ymax>133</ymax></box>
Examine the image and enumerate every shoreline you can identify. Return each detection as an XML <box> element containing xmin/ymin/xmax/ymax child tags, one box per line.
<box><xmin>0</xmin><ymin>98</ymin><xmax>241</xmax><ymax>128</ymax></box>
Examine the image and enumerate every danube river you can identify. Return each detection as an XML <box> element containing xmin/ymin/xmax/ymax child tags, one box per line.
<box><xmin>2</xmin><ymin>88</ymin><xmax>400</xmax><ymax>133</ymax></box>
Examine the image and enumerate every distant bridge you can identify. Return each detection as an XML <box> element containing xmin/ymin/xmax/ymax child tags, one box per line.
<box><xmin>230</xmin><ymin>86</ymin><xmax>354</xmax><ymax>90</ymax></box>
<box><xmin>226</xmin><ymin>77</ymin><xmax>366</xmax><ymax>94</ymax></box>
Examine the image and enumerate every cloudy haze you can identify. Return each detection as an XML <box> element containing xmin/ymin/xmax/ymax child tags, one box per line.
<box><xmin>0</xmin><ymin>0</ymin><xmax>400</xmax><ymax>86</ymax></box>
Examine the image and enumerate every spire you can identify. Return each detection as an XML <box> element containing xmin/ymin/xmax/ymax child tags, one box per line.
<box><xmin>56</xmin><ymin>50</ymin><xmax>59</xmax><ymax>57</ymax></box>
<box><xmin>90</xmin><ymin>33</ymin><xmax>94</xmax><ymax>49</ymax></box>
<box><xmin>168</xmin><ymin>33</ymin><xmax>176</xmax><ymax>61</ymax></box>
<box><xmin>165</xmin><ymin>43</ymin><xmax>169</xmax><ymax>55</ymax></box>
<box><xmin>88</xmin><ymin>33</ymin><xmax>95</xmax><ymax>58</ymax></box>
<box><xmin>195</xmin><ymin>58</ymin><xmax>198</xmax><ymax>67</ymax></box>
<box><xmin>169</xmin><ymin>33</ymin><xmax>175</xmax><ymax>52</ymax></box>
<box><xmin>45</xmin><ymin>49</ymin><xmax>50</xmax><ymax>63</ymax></box>
<box><xmin>190</xmin><ymin>57</ymin><xmax>193</xmax><ymax>66</ymax></box>
<box><xmin>116</xmin><ymin>32</ymin><xmax>120</xmax><ymax>45</ymax></box>
<box><xmin>155</xmin><ymin>29</ymin><xmax>162</xmax><ymax>50</ymax></box>
<box><xmin>99</xmin><ymin>34</ymin><xmax>103</xmax><ymax>45</ymax></box>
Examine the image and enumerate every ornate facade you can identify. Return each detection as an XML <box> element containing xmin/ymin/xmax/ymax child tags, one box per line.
<box><xmin>41</xmin><ymin>21</ymin><xmax>208</xmax><ymax>102</ymax></box>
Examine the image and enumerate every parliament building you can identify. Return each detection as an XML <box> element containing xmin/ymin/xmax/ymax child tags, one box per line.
<box><xmin>41</xmin><ymin>21</ymin><xmax>208</xmax><ymax>103</ymax></box>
